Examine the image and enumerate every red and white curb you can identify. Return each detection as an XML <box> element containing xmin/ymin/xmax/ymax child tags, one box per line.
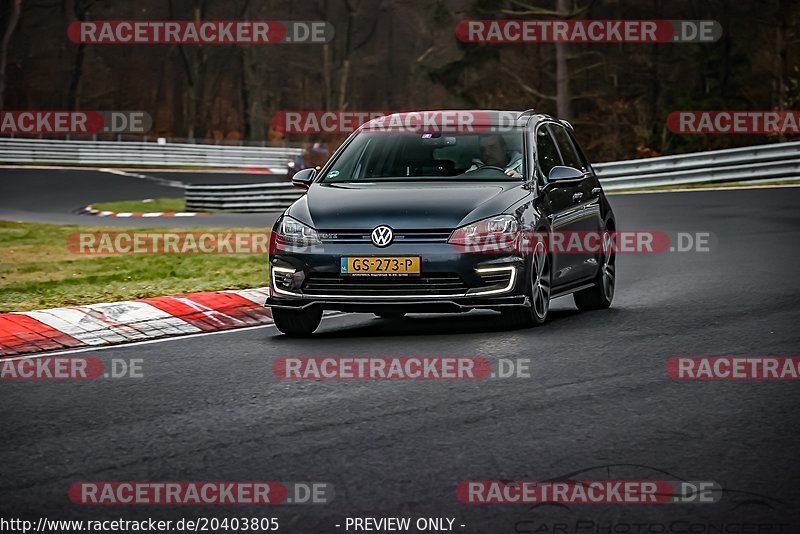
<box><xmin>243</xmin><ymin>167</ymin><xmax>277</xmax><ymax>174</ymax></box>
<box><xmin>79</xmin><ymin>205</ymin><xmax>206</xmax><ymax>217</ymax></box>
<box><xmin>0</xmin><ymin>288</ymin><xmax>272</xmax><ymax>357</ymax></box>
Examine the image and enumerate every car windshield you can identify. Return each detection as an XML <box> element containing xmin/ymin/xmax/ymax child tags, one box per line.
<box><xmin>320</xmin><ymin>129</ymin><xmax>526</xmax><ymax>182</ymax></box>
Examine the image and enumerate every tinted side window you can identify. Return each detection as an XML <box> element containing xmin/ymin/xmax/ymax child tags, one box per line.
<box><xmin>536</xmin><ymin>126</ymin><xmax>562</xmax><ymax>181</ymax></box>
<box><xmin>548</xmin><ymin>124</ymin><xmax>584</xmax><ymax>170</ymax></box>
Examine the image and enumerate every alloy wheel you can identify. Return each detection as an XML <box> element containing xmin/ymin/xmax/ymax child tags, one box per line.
<box><xmin>531</xmin><ymin>241</ymin><xmax>550</xmax><ymax>320</ymax></box>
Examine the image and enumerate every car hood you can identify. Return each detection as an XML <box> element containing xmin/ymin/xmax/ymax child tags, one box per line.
<box><xmin>286</xmin><ymin>181</ymin><xmax>530</xmax><ymax>230</ymax></box>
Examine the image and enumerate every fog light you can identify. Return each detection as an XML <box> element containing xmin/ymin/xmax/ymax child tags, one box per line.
<box><xmin>272</xmin><ymin>266</ymin><xmax>302</xmax><ymax>296</ymax></box>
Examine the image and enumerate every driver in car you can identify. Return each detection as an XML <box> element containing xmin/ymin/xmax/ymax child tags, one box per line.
<box><xmin>466</xmin><ymin>133</ymin><xmax>523</xmax><ymax>178</ymax></box>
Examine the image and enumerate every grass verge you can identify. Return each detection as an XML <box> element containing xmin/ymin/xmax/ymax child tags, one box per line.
<box><xmin>91</xmin><ymin>197</ymin><xmax>188</xmax><ymax>213</ymax></box>
<box><xmin>0</xmin><ymin>221</ymin><xmax>268</xmax><ymax>312</ymax></box>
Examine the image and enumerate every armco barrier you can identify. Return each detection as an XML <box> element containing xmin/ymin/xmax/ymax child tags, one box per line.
<box><xmin>186</xmin><ymin>141</ymin><xmax>800</xmax><ymax>212</ymax></box>
<box><xmin>2</xmin><ymin>138</ymin><xmax>796</xmax><ymax>212</ymax></box>
<box><xmin>595</xmin><ymin>141</ymin><xmax>800</xmax><ymax>190</ymax></box>
<box><xmin>185</xmin><ymin>182</ymin><xmax>307</xmax><ymax>212</ymax></box>
<box><xmin>0</xmin><ymin>138</ymin><xmax>303</xmax><ymax>171</ymax></box>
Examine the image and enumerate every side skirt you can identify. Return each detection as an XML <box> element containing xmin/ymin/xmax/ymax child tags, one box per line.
<box><xmin>551</xmin><ymin>282</ymin><xmax>595</xmax><ymax>299</ymax></box>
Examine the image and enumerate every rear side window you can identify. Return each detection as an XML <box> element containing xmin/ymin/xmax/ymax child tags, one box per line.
<box><xmin>548</xmin><ymin>124</ymin><xmax>585</xmax><ymax>171</ymax></box>
<box><xmin>536</xmin><ymin>126</ymin><xmax>562</xmax><ymax>181</ymax></box>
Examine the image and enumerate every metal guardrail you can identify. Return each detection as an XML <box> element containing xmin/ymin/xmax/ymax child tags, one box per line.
<box><xmin>594</xmin><ymin>141</ymin><xmax>800</xmax><ymax>190</ymax></box>
<box><xmin>186</xmin><ymin>141</ymin><xmax>800</xmax><ymax>212</ymax></box>
<box><xmin>0</xmin><ymin>138</ymin><xmax>303</xmax><ymax>171</ymax></box>
<box><xmin>185</xmin><ymin>182</ymin><xmax>307</xmax><ymax>212</ymax></box>
<box><xmin>2</xmin><ymin>137</ymin><xmax>796</xmax><ymax>211</ymax></box>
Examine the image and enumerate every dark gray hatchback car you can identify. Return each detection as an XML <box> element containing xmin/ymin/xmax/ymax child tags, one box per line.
<box><xmin>267</xmin><ymin>110</ymin><xmax>616</xmax><ymax>336</ymax></box>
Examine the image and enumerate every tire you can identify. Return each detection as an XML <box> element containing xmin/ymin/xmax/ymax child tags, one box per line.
<box><xmin>272</xmin><ymin>306</ymin><xmax>323</xmax><ymax>337</ymax></box>
<box><xmin>574</xmin><ymin>230</ymin><xmax>615</xmax><ymax>310</ymax></box>
<box><xmin>501</xmin><ymin>240</ymin><xmax>551</xmax><ymax>328</ymax></box>
<box><xmin>374</xmin><ymin>312</ymin><xmax>406</xmax><ymax>319</ymax></box>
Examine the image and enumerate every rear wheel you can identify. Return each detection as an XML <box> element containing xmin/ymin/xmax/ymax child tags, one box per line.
<box><xmin>501</xmin><ymin>241</ymin><xmax>550</xmax><ymax>327</ymax></box>
<box><xmin>574</xmin><ymin>230</ymin><xmax>615</xmax><ymax>310</ymax></box>
<box><xmin>272</xmin><ymin>306</ymin><xmax>323</xmax><ymax>337</ymax></box>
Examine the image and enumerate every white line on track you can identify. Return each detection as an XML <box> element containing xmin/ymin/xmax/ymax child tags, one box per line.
<box><xmin>608</xmin><ymin>183</ymin><xmax>800</xmax><ymax>195</ymax></box>
<box><xmin>1</xmin><ymin>313</ymin><xmax>350</xmax><ymax>361</ymax></box>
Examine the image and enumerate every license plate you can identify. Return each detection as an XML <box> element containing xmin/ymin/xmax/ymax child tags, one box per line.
<box><xmin>341</xmin><ymin>257</ymin><xmax>421</xmax><ymax>276</ymax></box>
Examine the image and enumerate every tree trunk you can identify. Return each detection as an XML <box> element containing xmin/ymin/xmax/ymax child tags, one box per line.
<box><xmin>241</xmin><ymin>47</ymin><xmax>266</xmax><ymax>140</ymax></box>
<box><xmin>322</xmin><ymin>43</ymin><xmax>333</xmax><ymax>110</ymax></box>
<box><xmin>775</xmin><ymin>0</ymin><xmax>789</xmax><ymax>110</ymax></box>
<box><xmin>0</xmin><ymin>0</ymin><xmax>22</xmax><ymax>109</ymax></box>
<box><xmin>554</xmin><ymin>0</ymin><xmax>570</xmax><ymax>120</ymax></box>
<box><xmin>337</xmin><ymin>59</ymin><xmax>350</xmax><ymax>110</ymax></box>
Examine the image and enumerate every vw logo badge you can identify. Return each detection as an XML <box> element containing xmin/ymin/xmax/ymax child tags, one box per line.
<box><xmin>371</xmin><ymin>225</ymin><xmax>394</xmax><ymax>247</ymax></box>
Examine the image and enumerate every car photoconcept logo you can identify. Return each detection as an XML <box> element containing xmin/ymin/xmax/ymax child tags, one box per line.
<box><xmin>371</xmin><ymin>225</ymin><xmax>394</xmax><ymax>247</ymax></box>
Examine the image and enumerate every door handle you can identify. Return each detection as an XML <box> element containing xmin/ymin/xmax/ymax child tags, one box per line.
<box><xmin>572</xmin><ymin>192</ymin><xmax>584</xmax><ymax>202</ymax></box>
<box><xmin>591</xmin><ymin>187</ymin><xmax>601</xmax><ymax>195</ymax></box>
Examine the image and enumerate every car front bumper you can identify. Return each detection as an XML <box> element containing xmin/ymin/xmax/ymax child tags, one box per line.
<box><xmin>266</xmin><ymin>242</ymin><xmax>528</xmax><ymax>313</ymax></box>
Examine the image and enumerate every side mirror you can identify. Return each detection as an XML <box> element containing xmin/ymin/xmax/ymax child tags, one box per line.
<box><xmin>291</xmin><ymin>168</ymin><xmax>317</xmax><ymax>189</ymax></box>
<box><xmin>548</xmin><ymin>165</ymin><xmax>585</xmax><ymax>182</ymax></box>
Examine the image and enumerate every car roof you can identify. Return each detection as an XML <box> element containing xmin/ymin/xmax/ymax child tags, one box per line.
<box><xmin>360</xmin><ymin>110</ymin><xmax>555</xmax><ymax>130</ymax></box>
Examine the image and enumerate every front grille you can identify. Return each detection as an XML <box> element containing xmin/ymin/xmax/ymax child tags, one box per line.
<box><xmin>318</xmin><ymin>229</ymin><xmax>452</xmax><ymax>244</ymax></box>
<box><xmin>302</xmin><ymin>272</ymin><xmax>468</xmax><ymax>297</ymax></box>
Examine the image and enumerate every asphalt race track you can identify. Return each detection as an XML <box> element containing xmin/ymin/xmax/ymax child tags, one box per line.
<box><xmin>0</xmin><ymin>167</ymin><xmax>284</xmax><ymax>227</ymax></box>
<box><xmin>2</xmin><ymin>186</ymin><xmax>800</xmax><ymax>532</ymax></box>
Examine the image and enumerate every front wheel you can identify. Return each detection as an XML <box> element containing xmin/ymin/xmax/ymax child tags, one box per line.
<box><xmin>501</xmin><ymin>241</ymin><xmax>551</xmax><ymax>327</ymax></box>
<box><xmin>574</xmin><ymin>232</ymin><xmax>615</xmax><ymax>310</ymax></box>
<box><xmin>272</xmin><ymin>306</ymin><xmax>323</xmax><ymax>337</ymax></box>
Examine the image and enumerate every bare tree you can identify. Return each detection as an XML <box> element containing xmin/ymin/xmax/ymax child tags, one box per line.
<box><xmin>503</xmin><ymin>0</ymin><xmax>590</xmax><ymax>120</ymax></box>
<box><xmin>239</xmin><ymin>0</ymin><xmax>270</xmax><ymax>140</ymax></box>
<box><xmin>554</xmin><ymin>0</ymin><xmax>570</xmax><ymax>119</ymax></box>
<box><xmin>169</xmin><ymin>0</ymin><xmax>208</xmax><ymax>139</ymax></box>
<box><xmin>774</xmin><ymin>0</ymin><xmax>798</xmax><ymax>111</ymax></box>
<box><xmin>0</xmin><ymin>0</ymin><xmax>22</xmax><ymax>109</ymax></box>
<box><xmin>64</xmin><ymin>0</ymin><xmax>94</xmax><ymax>110</ymax></box>
<box><xmin>319</xmin><ymin>0</ymin><xmax>382</xmax><ymax>110</ymax></box>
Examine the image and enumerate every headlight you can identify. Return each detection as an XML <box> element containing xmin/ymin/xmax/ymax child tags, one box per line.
<box><xmin>275</xmin><ymin>216</ymin><xmax>321</xmax><ymax>247</ymax></box>
<box><xmin>448</xmin><ymin>214</ymin><xmax>520</xmax><ymax>252</ymax></box>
